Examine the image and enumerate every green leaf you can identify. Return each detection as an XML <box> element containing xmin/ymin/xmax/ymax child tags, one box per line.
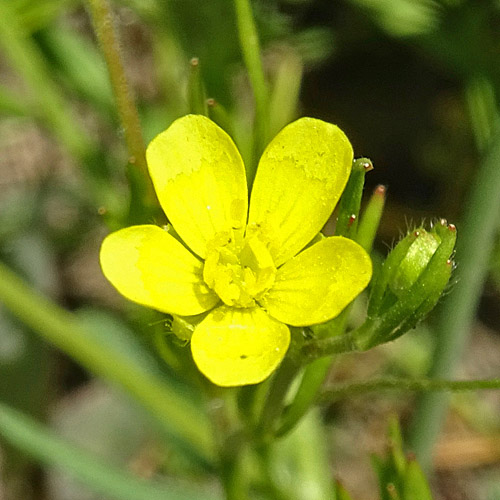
<box><xmin>347</xmin><ymin>0</ymin><xmax>442</xmax><ymax>37</ymax></box>
<box><xmin>0</xmin><ymin>85</ymin><xmax>30</xmax><ymax>116</ymax></box>
<box><xmin>12</xmin><ymin>0</ymin><xmax>77</xmax><ymax>34</ymax></box>
<box><xmin>387</xmin><ymin>418</ymin><xmax>406</xmax><ymax>477</ymax></box>
<box><xmin>335</xmin><ymin>480</ymin><xmax>354</xmax><ymax>500</ymax></box>
<box><xmin>402</xmin><ymin>460</ymin><xmax>433</xmax><ymax>500</ymax></box>
<box><xmin>39</xmin><ymin>27</ymin><xmax>114</xmax><ymax>112</ymax></box>
<box><xmin>268</xmin><ymin>50</ymin><xmax>303</xmax><ymax>138</ymax></box>
<box><xmin>0</xmin><ymin>1</ymin><xmax>93</xmax><ymax>159</ymax></box>
<box><xmin>0</xmin><ymin>260</ymin><xmax>215</xmax><ymax>465</ymax></box>
<box><xmin>0</xmin><ymin>401</ymin><xmax>219</xmax><ymax>500</ymax></box>
<box><xmin>271</xmin><ymin>409</ymin><xmax>335</xmax><ymax>500</ymax></box>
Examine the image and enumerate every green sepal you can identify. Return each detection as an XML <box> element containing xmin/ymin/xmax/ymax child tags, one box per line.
<box><xmin>207</xmin><ymin>98</ymin><xmax>234</xmax><ymax>137</ymax></box>
<box><xmin>368</xmin><ymin>231</ymin><xmax>418</xmax><ymax>317</ymax></box>
<box><xmin>357</xmin><ymin>184</ymin><xmax>387</xmax><ymax>252</ymax></box>
<box><xmin>170</xmin><ymin>312</ymin><xmax>207</xmax><ymax>342</ymax></box>
<box><xmin>335</xmin><ymin>157</ymin><xmax>373</xmax><ymax>239</ymax></box>
<box><xmin>390</xmin><ymin>230</ymin><xmax>440</xmax><ymax>297</ymax></box>
<box><xmin>187</xmin><ymin>57</ymin><xmax>208</xmax><ymax>116</ymax></box>
<box><xmin>309</xmin><ymin>159</ymin><xmax>373</xmax><ymax>340</ymax></box>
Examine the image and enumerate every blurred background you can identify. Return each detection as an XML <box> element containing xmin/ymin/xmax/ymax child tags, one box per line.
<box><xmin>1</xmin><ymin>0</ymin><xmax>500</xmax><ymax>499</ymax></box>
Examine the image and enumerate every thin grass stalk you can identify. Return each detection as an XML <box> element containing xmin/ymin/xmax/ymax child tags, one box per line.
<box><xmin>408</xmin><ymin>119</ymin><xmax>500</xmax><ymax>471</ymax></box>
<box><xmin>85</xmin><ymin>0</ymin><xmax>155</xmax><ymax>218</ymax></box>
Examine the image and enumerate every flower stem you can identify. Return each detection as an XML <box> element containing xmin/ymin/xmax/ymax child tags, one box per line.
<box><xmin>320</xmin><ymin>377</ymin><xmax>500</xmax><ymax>404</ymax></box>
<box><xmin>408</xmin><ymin>113</ymin><xmax>500</xmax><ymax>470</ymax></box>
<box><xmin>301</xmin><ymin>330</ymin><xmax>359</xmax><ymax>360</ymax></box>
<box><xmin>85</xmin><ymin>0</ymin><xmax>155</xmax><ymax>220</ymax></box>
<box><xmin>233</xmin><ymin>0</ymin><xmax>269</xmax><ymax>181</ymax></box>
<box><xmin>275</xmin><ymin>356</ymin><xmax>333</xmax><ymax>438</ymax></box>
<box><xmin>255</xmin><ymin>357</ymin><xmax>300</xmax><ymax>441</ymax></box>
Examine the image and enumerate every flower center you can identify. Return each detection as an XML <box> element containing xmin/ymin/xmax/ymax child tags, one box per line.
<box><xmin>203</xmin><ymin>231</ymin><xmax>276</xmax><ymax>308</ymax></box>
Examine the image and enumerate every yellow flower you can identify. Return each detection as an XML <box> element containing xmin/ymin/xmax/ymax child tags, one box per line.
<box><xmin>100</xmin><ymin>115</ymin><xmax>372</xmax><ymax>387</ymax></box>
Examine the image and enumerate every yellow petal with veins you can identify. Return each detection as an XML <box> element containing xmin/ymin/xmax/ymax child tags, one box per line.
<box><xmin>260</xmin><ymin>236</ymin><xmax>372</xmax><ymax>326</ymax></box>
<box><xmin>191</xmin><ymin>306</ymin><xmax>290</xmax><ymax>386</ymax></box>
<box><xmin>248</xmin><ymin>117</ymin><xmax>353</xmax><ymax>266</ymax></box>
<box><xmin>100</xmin><ymin>225</ymin><xmax>219</xmax><ymax>316</ymax></box>
<box><xmin>147</xmin><ymin>115</ymin><xmax>248</xmax><ymax>258</ymax></box>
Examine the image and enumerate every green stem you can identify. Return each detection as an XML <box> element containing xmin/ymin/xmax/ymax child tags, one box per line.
<box><xmin>233</xmin><ymin>0</ymin><xmax>269</xmax><ymax>180</ymax></box>
<box><xmin>211</xmin><ymin>391</ymin><xmax>250</xmax><ymax>500</ymax></box>
<box><xmin>85</xmin><ymin>0</ymin><xmax>155</xmax><ymax>218</ymax></box>
<box><xmin>255</xmin><ymin>358</ymin><xmax>300</xmax><ymax>441</ymax></box>
<box><xmin>0</xmin><ymin>260</ymin><xmax>215</xmax><ymax>465</ymax></box>
<box><xmin>254</xmin><ymin>446</ymin><xmax>290</xmax><ymax>500</ymax></box>
<box><xmin>275</xmin><ymin>356</ymin><xmax>333</xmax><ymax>438</ymax></box>
<box><xmin>218</xmin><ymin>431</ymin><xmax>249</xmax><ymax>500</ymax></box>
<box><xmin>301</xmin><ymin>329</ymin><xmax>359</xmax><ymax>360</ymax></box>
<box><xmin>320</xmin><ymin>377</ymin><xmax>500</xmax><ymax>403</ymax></box>
<box><xmin>408</xmin><ymin>119</ymin><xmax>500</xmax><ymax>470</ymax></box>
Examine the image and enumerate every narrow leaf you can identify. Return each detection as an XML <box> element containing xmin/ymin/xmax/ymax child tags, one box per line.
<box><xmin>0</xmin><ymin>402</ymin><xmax>219</xmax><ymax>500</ymax></box>
<box><xmin>0</xmin><ymin>260</ymin><xmax>215</xmax><ymax>465</ymax></box>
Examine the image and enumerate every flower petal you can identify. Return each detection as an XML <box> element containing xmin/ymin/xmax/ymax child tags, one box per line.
<box><xmin>191</xmin><ymin>306</ymin><xmax>290</xmax><ymax>386</ymax></box>
<box><xmin>248</xmin><ymin>118</ymin><xmax>353</xmax><ymax>266</ymax></box>
<box><xmin>100</xmin><ymin>225</ymin><xmax>219</xmax><ymax>316</ymax></box>
<box><xmin>260</xmin><ymin>236</ymin><xmax>372</xmax><ymax>326</ymax></box>
<box><xmin>146</xmin><ymin>115</ymin><xmax>248</xmax><ymax>258</ymax></box>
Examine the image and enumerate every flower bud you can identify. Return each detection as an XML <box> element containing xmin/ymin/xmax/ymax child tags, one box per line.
<box><xmin>389</xmin><ymin>229</ymin><xmax>440</xmax><ymax>297</ymax></box>
<box><xmin>356</xmin><ymin>219</ymin><xmax>456</xmax><ymax>350</ymax></box>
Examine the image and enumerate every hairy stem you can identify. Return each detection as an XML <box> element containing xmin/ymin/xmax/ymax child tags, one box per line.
<box><xmin>408</xmin><ymin>116</ymin><xmax>500</xmax><ymax>470</ymax></box>
<box><xmin>320</xmin><ymin>377</ymin><xmax>500</xmax><ymax>404</ymax></box>
<box><xmin>86</xmin><ymin>0</ymin><xmax>155</xmax><ymax>218</ymax></box>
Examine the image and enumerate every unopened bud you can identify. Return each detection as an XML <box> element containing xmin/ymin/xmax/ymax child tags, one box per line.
<box><xmin>390</xmin><ymin>229</ymin><xmax>440</xmax><ymax>297</ymax></box>
<box><xmin>357</xmin><ymin>220</ymin><xmax>456</xmax><ymax>350</ymax></box>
